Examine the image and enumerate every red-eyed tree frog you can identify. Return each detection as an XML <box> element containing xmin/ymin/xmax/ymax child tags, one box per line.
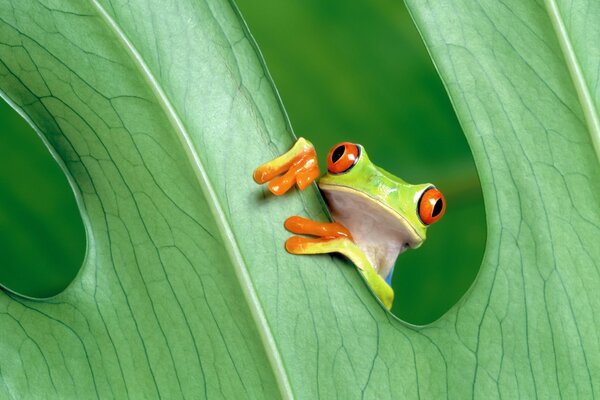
<box><xmin>253</xmin><ymin>138</ymin><xmax>446</xmax><ymax>310</ymax></box>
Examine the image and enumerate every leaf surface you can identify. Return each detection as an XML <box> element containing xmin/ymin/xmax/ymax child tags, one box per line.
<box><xmin>0</xmin><ymin>0</ymin><xmax>599</xmax><ymax>399</ymax></box>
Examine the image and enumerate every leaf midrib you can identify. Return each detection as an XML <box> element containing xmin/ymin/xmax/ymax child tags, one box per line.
<box><xmin>88</xmin><ymin>1</ymin><xmax>293</xmax><ymax>398</ymax></box>
<box><xmin>545</xmin><ymin>0</ymin><xmax>600</xmax><ymax>162</ymax></box>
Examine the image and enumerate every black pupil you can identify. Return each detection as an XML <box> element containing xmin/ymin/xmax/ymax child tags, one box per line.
<box><xmin>432</xmin><ymin>199</ymin><xmax>443</xmax><ymax>217</ymax></box>
<box><xmin>332</xmin><ymin>145</ymin><xmax>345</xmax><ymax>163</ymax></box>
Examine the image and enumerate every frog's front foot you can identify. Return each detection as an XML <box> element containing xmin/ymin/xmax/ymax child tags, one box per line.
<box><xmin>284</xmin><ymin>216</ymin><xmax>353</xmax><ymax>254</ymax></box>
<box><xmin>253</xmin><ymin>138</ymin><xmax>320</xmax><ymax>196</ymax></box>
<box><xmin>284</xmin><ymin>215</ymin><xmax>394</xmax><ymax>310</ymax></box>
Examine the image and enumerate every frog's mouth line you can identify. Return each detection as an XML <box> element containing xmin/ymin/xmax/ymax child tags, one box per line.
<box><xmin>318</xmin><ymin>183</ymin><xmax>424</xmax><ymax>245</ymax></box>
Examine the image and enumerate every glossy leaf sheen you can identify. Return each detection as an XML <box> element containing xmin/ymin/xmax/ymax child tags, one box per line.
<box><xmin>0</xmin><ymin>1</ymin><xmax>599</xmax><ymax>399</ymax></box>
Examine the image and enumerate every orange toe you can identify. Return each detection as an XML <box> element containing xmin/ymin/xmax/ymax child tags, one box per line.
<box><xmin>296</xmin><ymin>165</ymin><xmax>320</xmax><ymax>190</ymax></box>
<box><xmin>268</xmin><ymin>170</ymin><xmax>297</xmax><ymax>195</ymax></box>
<box><xmin>284</xmin><ymin>216</ymin><xmax>352</xmax><ymax>239</ymax></box>
<box><xmin>285</xmin><ymin>236</ymin><xmax>319</xmax><ymax>253</ymax></box>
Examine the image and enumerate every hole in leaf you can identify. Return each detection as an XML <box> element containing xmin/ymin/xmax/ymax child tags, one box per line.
<box><xmin>237</xmin><ymin>0</ymin><xmax>486</xmax><ymax>324</ymax></box>
<box><xmin>0</xmin><ymin>97</ymin><xmax>86</xmax><ymax>299</ymax></box>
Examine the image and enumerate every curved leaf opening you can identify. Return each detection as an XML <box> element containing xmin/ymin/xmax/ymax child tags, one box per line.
<box><xmin>236</xmin><ymin>0</ymin><xmax>487</xmax><ymax>324</ymax></box>
<box><xmin>0</xmin><ymin>96</ymin><xmax>86</xmax><ymax>299</ymax></box>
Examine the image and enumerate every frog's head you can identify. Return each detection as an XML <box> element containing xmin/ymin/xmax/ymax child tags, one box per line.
<box><xmin>318</xmin><ymin>142</ymin><xmax>445</xmax><ymax>250</ymax></box>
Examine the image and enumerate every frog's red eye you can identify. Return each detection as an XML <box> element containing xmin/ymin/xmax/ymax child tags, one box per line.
<box><xmin>418</xmin><ymin>187</ymin><xmax>446</xmax><ymax>225</ymax></box>
<box><xmin>327</xmin><ymin>142</ymin><xmax>360</xmax><ymax>174</ymax></box>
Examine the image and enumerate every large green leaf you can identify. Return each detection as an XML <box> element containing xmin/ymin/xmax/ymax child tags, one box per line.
<box><xmin>0</xmin><ymin>1</ymin><xmax>598</xmax><ymax>400</ymax></box>
<box><xmin>402</xmin><ymin>0</ymin><xmax>600</xmax><ymax>397</ymax></box>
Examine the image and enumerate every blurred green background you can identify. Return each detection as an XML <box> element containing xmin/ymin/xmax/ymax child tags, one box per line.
<box><xmin>0</xmin><ymin>0</ymin><xmax>485</xmax><ymax>323</ymax></box>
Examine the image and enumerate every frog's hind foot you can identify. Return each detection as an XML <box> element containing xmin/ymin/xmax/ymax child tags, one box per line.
<box><xmin>284</xmin><ymin>216</ymin><xmax>352</xmax><ymax>255</ymax></box>
<box><xmin>253</xmin><ymin>138</ymin><xmax>320</xmax><ymax>196</ymax></box>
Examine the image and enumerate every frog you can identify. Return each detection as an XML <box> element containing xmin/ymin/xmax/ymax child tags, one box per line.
<box><xmin>253</xmin><ymin>138</ymin><xmax>445</xmax><ymax>310</ymax></box>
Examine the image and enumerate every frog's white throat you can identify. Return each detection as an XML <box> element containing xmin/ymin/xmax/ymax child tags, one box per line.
<box><xmin>321</xmin><ymin>185</ymin><xmax>422</xmax><ymax>281</ymax></box>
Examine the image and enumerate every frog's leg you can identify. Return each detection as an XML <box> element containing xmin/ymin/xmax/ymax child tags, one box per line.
<box><xmin>284</xmin><ymin>216</ymin><xmax>394</xmax><ymax>310</ymax></box>
<box><xmin>253</xmin><ymin>137</ymin><xmax>320</xmax><ymax>195</ymax></box>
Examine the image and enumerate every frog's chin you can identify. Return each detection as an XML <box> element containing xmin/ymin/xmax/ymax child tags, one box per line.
<box><xmin>319</xmin><ymin>183</ymin><xmax>423</xmax><ymax>279</ymax></box>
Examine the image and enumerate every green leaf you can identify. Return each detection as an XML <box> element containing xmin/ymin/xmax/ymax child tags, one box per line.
<box><xmin>0</xmin><ymin>0</ymin><xmax>295</xmax><ymax>397</ymax></box>
<box><xmin>0</xmin><ymin>1</ymin><xmax>599</xmax><ymax>400</ymax></box>
<box><xmin>402</xmin><ymin>0</ymin><xmax>600</xmax><ymax>396</ymax></box>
